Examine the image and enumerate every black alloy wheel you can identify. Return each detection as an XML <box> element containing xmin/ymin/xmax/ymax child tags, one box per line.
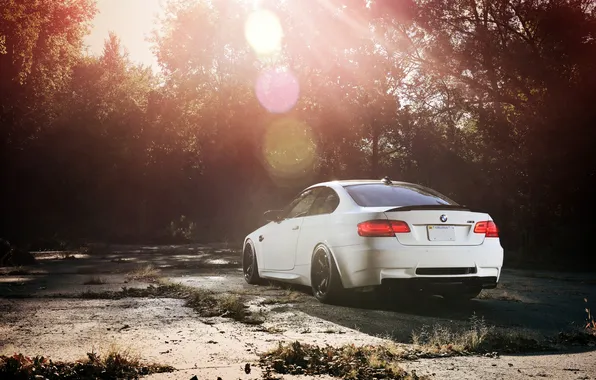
<box><xmin>243</xmin><ymin>243</ymin><xmax>260</xmax><ymax>284</ymax></box>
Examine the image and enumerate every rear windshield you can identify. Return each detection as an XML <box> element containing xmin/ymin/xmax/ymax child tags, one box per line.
<box><xmin>344</xmin><ymin>183</ymin><xmax>457</xmax><ymax>207</ymax></box>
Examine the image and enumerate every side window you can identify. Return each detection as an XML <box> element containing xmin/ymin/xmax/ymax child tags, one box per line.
<box><xmin>309</xmin><ymin>187</ymin><xmax>340</xmax><ymax>216</ymax></box>
<box><xmin>284</xmin><ymin>189</ymin><xmax>320</xmax><ymax>219</ymax></box>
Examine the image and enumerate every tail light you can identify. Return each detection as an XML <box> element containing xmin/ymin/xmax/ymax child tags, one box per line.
<box><xmin>358</xmin><ymin>220</ymin><xmax>410</xmax><ymax>237</ymax></box>
<box><xmin>474</xmin><ymin>221</ymin><xmax>499</xmax><ymax>238</ymax></box>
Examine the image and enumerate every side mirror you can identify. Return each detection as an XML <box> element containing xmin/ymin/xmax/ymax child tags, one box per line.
<box><xmin>263</xmin><ymin>210</ymin><xmax>282</xmax><ymax>222</ymax></box>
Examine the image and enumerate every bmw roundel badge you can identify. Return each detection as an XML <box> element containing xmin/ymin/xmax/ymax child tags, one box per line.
<box><xmin>440</xmin><ymin>214</ymin><xmax>448</xmax><ymax>223</ymax></box>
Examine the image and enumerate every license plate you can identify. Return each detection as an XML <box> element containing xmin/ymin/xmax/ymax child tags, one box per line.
<box><xmin>427</xmin><ymin>225</ymin><xmax>456</xmax><ymax>241</ymax></box>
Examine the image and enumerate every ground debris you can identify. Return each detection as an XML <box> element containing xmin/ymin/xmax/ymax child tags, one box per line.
<box><xmin>259</xmin><ymin>341</ymin><xmax>429</xmax><ymax>379</ymax></box>
<box><xmin>67</xmin><ymin>281</ymin><xmax>260</xmax><ymax>324</ymax></box>
<box><xmin>0</xmin><ymin>352</ymin><xmax>174</xmax><ymax>379</ymax></box>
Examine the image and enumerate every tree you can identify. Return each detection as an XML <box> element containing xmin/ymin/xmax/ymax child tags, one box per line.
<box><xmin>0</xmin><ymin>0</ymin><xmax>97</xmax><ymax>244</ymax></box>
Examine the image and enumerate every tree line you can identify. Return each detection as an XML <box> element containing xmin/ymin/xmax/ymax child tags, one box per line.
<box><xmin>1</xmin><ymin>0</ymin><xmax>595</xmax><ymax>269</ymax></box>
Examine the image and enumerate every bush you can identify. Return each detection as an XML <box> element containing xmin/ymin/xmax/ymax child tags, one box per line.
<box><xmin>0</xmin><ymin>239</ymin><xmax>36</xmax><ymax>267</ymax></box>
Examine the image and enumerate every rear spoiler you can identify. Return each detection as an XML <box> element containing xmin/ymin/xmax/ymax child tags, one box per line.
<box><xmin>385</xmin><ymin>205</ymin><xmax>474</xmax><ymax>212</ymax></box>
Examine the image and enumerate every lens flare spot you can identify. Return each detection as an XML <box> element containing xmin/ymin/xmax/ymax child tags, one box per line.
<box><xmin>244</xmin><ymin>10</ymin><xmax>283</xmax><ymax>55</ymax></box>
<box><xmin>263</xmin><ymin>118</ymin><xmax>317</xmax><ymax>184</ymax></box>
<box><xmin>256</xmin><ymin>69</ymin><xmax>300</xmax><ymax>114</ymax></box>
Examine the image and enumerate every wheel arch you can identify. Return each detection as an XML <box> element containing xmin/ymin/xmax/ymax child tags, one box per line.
<box><xmin>310</xmin><ymin>243</ymin><xmax>345</xmax><ymax>288</ymax></box>
<box><xmin>243</xmin><ymin>238</ymin><xmax>261</xmax><ymax>275</ymax></box>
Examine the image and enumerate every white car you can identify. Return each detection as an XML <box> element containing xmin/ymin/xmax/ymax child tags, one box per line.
<box><xmin>242</xmin><ymin>178</ymin><xmax>504</xmax><ymax>303</ymax></box>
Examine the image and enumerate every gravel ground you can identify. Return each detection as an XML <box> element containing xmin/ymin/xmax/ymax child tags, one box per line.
<box><xmin>1</xmin><ymin>244</ymin><xmax>595</xmax><ymax>379</ymax></box>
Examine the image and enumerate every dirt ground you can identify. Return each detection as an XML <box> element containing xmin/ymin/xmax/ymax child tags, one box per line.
<box><xmin>1</xmin><ymin>244</ymin><xmax>595</xmax><ymax>379</ymax></box>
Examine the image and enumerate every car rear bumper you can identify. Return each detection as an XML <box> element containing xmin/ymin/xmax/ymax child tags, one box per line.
<box><xmin>330</xmin><ymin>239</ymin><xmax>503</xmax><ymax>289</ymax></box>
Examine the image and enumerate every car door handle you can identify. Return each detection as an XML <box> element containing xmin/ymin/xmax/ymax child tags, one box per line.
<box><xmin>292</xmin><ymin>226</ymin><xmax>299</xmax><ymax>230</ymax></box>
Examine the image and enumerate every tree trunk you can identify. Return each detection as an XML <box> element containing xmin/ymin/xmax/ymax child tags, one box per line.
<box><xmin>371</xmin><ymin>122</ymin><xmax>379</xmax><ymax>178</ymax></box>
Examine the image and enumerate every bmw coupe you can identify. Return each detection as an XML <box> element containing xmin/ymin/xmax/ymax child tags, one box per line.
<box><xmin>242</xmin><ymin>178</ymin><xmax>504</xmax><ymax>303</ymax></box>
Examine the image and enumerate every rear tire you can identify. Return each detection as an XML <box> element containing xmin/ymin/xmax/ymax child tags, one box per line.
<box><xmin>243</xmin><ymin>242</ymin><xmax>261</xmax><ymax>285</ymax></box>
<box><xmin>441</xmin><ymin>286</ymin><xmax>482</xmax><ymax>301</ymax></box>
<box><xmin>311</xmin><ymin>245</ymin><xmax>343</xmax><ymax>304</ymax></box>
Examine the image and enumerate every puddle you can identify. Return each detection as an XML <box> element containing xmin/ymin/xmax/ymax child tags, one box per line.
<box><xmin>0</xmin><ymin>276</ymin><xmax>33</xmax><ymax>283</ymax></box>
<box><xmin>205</xmin><ymin>259</ymin><xmax>236</xmax><ymax>265</ymax></box>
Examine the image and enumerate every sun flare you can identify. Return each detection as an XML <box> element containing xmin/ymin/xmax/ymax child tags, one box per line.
<box><xmin>244</xmin><ymin>9</ymin><xmax>283</xmax><ymax>55</ymax></box>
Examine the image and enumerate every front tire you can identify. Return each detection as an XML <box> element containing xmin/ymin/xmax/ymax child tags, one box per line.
<box><xmin>311</xmin><ymin>245</ymin><xmax>343</xmax><ymax>303</ymax></box>
<box><xmin>243</xmin><ymin>242</ymin><xmax>261</xmax><ymax>285</ymax></box>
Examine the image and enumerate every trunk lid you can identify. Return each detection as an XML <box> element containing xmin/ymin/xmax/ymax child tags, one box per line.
<box><xmin>384</xmin><ymin>206</ymin><xmax>489</xmax><ymax>246</ymax></box>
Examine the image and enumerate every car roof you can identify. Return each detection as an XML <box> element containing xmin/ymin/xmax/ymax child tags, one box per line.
<box><xmin>308</xmin><ymin>179</ymin><xmax>419</xmax><ymax>189</ymax></box>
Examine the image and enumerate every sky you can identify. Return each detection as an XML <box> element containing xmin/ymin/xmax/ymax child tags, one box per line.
<box><xmin>84</xmin><ymin>0</ymin><xmax>166</xmax><ymax>71</ymax></box>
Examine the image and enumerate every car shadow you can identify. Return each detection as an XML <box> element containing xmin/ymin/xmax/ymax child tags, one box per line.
<box><xmin>264</xmin><ymin>279</ymin><xmax>591</xmax><ymax>339</ymax></box>
<box><xmin>285</xmin><ymin>284</ymin><xmax>596</xmax><ymax>355</ymax></box>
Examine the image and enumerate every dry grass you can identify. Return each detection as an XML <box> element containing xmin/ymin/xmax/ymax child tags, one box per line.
<box><xmin>410</xmin><ymin>315</ymin><xmax>549</xmax><ymax>354</ymax></box>
<box><xmin>83</xmin><ymin>276</ymin><xmax>107</xmax><ymax>285</ymax></box>
<box><xmin>260</xmin><ymin>341</ymin><xmax>428</xmax><ymax>379</ymax></box>
<box><xmin>126</xmin><ymin>264</ymin><xmax>160</xmax><ymax>282</ymax></box>
<box><xmin>75</xmin><ymin>279</ymin><xmax>260</xmax><ymax>324</ymax></box>
<box><xmin>0</xmin><ymin>343</ymin><xmax>173</xmax><ymax>379</ymax></box>
<box><xmin>218</xmin><ymin>294</ymin><xmax>246</xmax><ymax>319</ymax></box>
<box><xmin>260</xmin><ymin>290</ymin><xmax>304</xmax><ymax>305</ymax></box>
<box><xmin>477</xmin><ymin>290</ymin><xmax>524</xmax><ymax>303</ymax></box>
<box><xmin>411</xmin><ymin>315</ymin><xmax>491</xmax><ymax>353</ymax></box>
<box><xmin>585</xmin><ymin>298</ymin><xmax>596</xmax><ymax>335</ymax></box>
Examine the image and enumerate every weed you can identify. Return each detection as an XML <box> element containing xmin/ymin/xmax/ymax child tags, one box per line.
<box><xmin>74</xmin><ymin>280</ymin><xmax>259</xmax><ymax>324</ymax></box>
<box><xmin>0</xmin><ymin>350</ymin><xmax>173</xmax><ymax>379</ymax></box>
<box><xmin>260</xmin><ymin>290</ymin><xmax>304</xmax><ymax>305</ymax></box>
<box><xmin>585</xmin><ymin>298</ymin><xmax>595</xmax><ymax>335</ymax></box>
<box><xmin>410</xmin><ymin>315</ymin><xmax>550</xmax><ymax>354</ymax></box>
<box><xmin>260</xmin><ymin>341</ymin><xmax>427</xmax><ymax>379</ymax></box>
<box><xmin>411</xmin><ymin>314</ymin><xmax>491</xmax><ymax>353</ymax></box>
<box><xmin>126</xmin><ymin>264</ymin><xmax>160</xmax><ymax>282</ymax></box>
<box><xmin>218</xmin><ymin>294</ymin><xmax>246</xmax><ymax>319</ymax></box>
<box><xmin>84</xmin><ymin>276</ymin><xmax>106</xmax><ymax>285</ymax></box>
<box><xmin>477</xmin><ymin>290</ymin><xmax>524</xmax><ymax>303</ymax></box>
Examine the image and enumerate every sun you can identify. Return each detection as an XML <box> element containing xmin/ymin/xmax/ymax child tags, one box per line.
<box><xmin>244</xmin><ymin>9</ymin><xmax>283</xmax><ymax>55</ymax></box>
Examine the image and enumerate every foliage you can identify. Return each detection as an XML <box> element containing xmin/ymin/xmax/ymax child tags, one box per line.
<box><xmin>168</xmin><ymin>215</ymin><xmax>197</xmax><ymax>242</ymax></box>
<box><xmin>1</xmin><ymin>0</ymin><xmax>596</xmax><ymax>268</ymax></box>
